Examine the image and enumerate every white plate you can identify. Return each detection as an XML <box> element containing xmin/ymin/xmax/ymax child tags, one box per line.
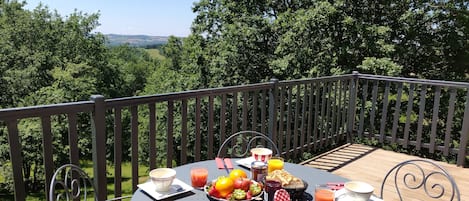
<box><xmin>137</xmin><ymin>178</ymin><xmax>194</xmax><ymax>200</ymax></box>
<box><xmin>334</xmin><ymin>188</ymin><xmax>383</xmax><ymax>201</ymax></box>
<box><xmin>235</xmin><ymin>157</ymin><xmax>256</xmax><ymax>168</ymax></box>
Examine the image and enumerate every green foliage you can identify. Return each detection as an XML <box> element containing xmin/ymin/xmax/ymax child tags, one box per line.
<box><xmin>358</xmin><ymin>57</ymin><xmax>402</xmax><ymax>76</ymax></box>
<box><xmin>188</xmin><ymin>0</ymin><xmax>469</xmax><ymax>86</ymax></box>
<box><xmin>108</xmin><ymin>45</ymin><xmax>158</xmax><ymax>97</ymax></box>
<box><xmin>272</xmin><ymin>2</ymin><xmax>341</xmax><ymax>78</ymax></box>
<box><xmin>0</xmin><ymin>1</ymin><xmax>113</xmax><ymax>194</ymax></box>
<box><xmin>145</xmin><ymin>48</ymin><xmax>165</xmax><ymax>60</ymax></box>
<box><xmin>0</xmin><ymin>1</ymin><xmax>110</xmax><ymax>108</ymax></box>
<box><xmin>0</xmin><ymin>162</ymin><xmax>13</xmax><ymax>193</ymax></box>
<box><xmin>162</xmin><ymin>36</ymin><xmax>183</xmax><ymax>70</ymax></box>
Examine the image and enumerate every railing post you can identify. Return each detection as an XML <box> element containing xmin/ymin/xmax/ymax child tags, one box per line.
<box><xmin>457</xmin><ymin>90</ymin><xmax>469</xmax><ymax>166</ymax></box>
<box><xmin>347</xmin><ymin>71</ymin><xmax>360</xmax><ymax>142</ymax></box>
<box><xmin>269</xmin><ymin>78</ymin><xmax>279</xmax><ymax>147</ymax></box>
<box><xmin>6</xmin><ymin>119</ymin><xmax>26</xmax><ymax>201</ymax></box>
<box><xmin>90</xmin><ymin>95</ymin><xmax>107</xmax><ymax>200</ymax></box>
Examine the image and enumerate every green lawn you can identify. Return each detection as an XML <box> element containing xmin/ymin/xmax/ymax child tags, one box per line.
<box><xmin>100</xmin><ymin>161</ymin><xmax>151</xmax><ymax>198</ymax></box>
<box><xmin>0</xmin><ymin>161</ymin><xmax>151</xmax><ymax>200</ymax></box>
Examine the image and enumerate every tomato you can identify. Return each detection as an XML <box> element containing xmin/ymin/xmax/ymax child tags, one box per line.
<box><xmin>229</xmin><ymin>169</ymin><xmax>247</xmax><ymax>181</ymax></box>
<box><xmin>215</xmin><ymin>176</ymin><xmax>234</xmax><ymax>198</ymax></box>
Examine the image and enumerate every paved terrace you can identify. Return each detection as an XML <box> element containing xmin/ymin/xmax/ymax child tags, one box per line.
<box><xmin>301</xmin><ymin>143</ymin><xmax>469</xmax><ymax>201</ymax></box>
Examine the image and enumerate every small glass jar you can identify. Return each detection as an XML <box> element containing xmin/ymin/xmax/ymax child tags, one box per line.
<box><xmin>250</xmin><ymin>161</ymin><xmax>267</xmax><ymax>183</ymax></box>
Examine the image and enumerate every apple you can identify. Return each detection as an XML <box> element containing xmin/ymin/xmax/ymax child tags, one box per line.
<box><xmin>233</xmin><ymin>178</ymin><xmax>251</xmax><ymax>191</ymax></box>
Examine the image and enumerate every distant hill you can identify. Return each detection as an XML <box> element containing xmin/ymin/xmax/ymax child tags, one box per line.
<box><xmin>105</xmin><ymin>34</ymin><xmax>170</xmax><ymax>47</ymax></box>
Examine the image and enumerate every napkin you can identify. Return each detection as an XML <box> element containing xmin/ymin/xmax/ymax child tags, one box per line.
<box><xmin>215</xmin><ymin>157</ymin><xmax>233</xmax><ymax>169</ymax></box>
<box><xmin>327</xmin><ymin>182</ymin><xmax>344</xmax><ymax>191</ymax></box>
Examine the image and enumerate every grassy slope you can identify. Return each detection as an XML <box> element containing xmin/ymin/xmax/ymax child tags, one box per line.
<box><xmin>145</xmin><ymin>48</ymin><xmax>165</xmax><ymax>60</ymax></box>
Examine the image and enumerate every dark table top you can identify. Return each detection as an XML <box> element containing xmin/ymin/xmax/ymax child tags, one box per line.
<box><xmin>131</xmin><ymin>159</ymin><xmax>348</xmax><ymax>201</ymax></box>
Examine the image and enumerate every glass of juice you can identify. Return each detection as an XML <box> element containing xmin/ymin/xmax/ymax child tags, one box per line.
<box><xmin>267</xmin><ymin>156</ymin><xmax>284</xmax><ymax>173</ymax></box>
<box><xmin>190</xmin><ymin>167</ymin><xmax>208</xmax><ymax>188</ymax></box>
<box><xmin>315</xmin><ymin>184</ymin><xmax>334</xmax><ymax>201</ymax></box>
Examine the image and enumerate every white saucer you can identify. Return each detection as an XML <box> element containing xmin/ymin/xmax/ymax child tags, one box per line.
<box><xmin>137</xmin><ymin>178</ymin><xmax>194</xmax><ymax>200</ymax></box>
<box><xmin>334</xmin><ymin>188</ymin><xmax>383</xmax><ymax>201</ymax></box>
<box><xmin>235</xmin><ymin>157</ymin><xmax>256</xmax><ymax>168</ymax></box>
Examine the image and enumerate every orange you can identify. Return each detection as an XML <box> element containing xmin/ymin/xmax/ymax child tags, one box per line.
<box><xmin>229</xmin><ymin>169</ymin><xmax>247</xmax><ymax>180</ymax></box>
<box><xmin>215</xmin><ymin>176</ymin><xmax>234</xmax><ymax>198</ymax></box>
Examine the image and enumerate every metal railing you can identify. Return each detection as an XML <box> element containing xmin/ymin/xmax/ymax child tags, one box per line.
<box><xmin>355</xmin><ymin>73</ymin><xmax>469</xmax><ymax>165</ymax></box>
<box><xmin>0</xmin><ymin>72</ymin><xmax>468</xmax><ymax>200</ymax></box>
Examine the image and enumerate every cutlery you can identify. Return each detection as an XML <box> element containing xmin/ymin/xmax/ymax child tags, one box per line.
<box><xmin>222</xmin><ymin>158</ymin><xmax>230</xmax><ymax>174</ymax></box>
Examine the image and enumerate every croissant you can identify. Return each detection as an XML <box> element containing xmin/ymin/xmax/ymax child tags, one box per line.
<box><xmin>266</xmin><ymin>169</ymin><xmax>304</xmax><ymax>188</ymax></box>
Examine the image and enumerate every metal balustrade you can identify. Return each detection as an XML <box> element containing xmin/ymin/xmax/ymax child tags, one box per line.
<box><xmin>0</xmin><ymin>72</ymin><xmax>468</xmax><ymax>200</ymax></box>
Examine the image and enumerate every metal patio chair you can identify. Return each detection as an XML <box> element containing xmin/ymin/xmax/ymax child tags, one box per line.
<box><xmin>49</xmin><ymin>164</ymin><xmax>97</xmax><ymax>201</ymax></box>
<box><xmin>216</xmin><ymin>130</ymin><xmax>280</xmax><ymax>158</ymax></box>
<box><xmin>49</xmin><ymin>164</ymin><xmax>131</xmax><ymax>201</ymax></box>
<box><xmin>380</xmin><ymin>159</ymin><xmax>460</xmax><ymax>201</ymax></box>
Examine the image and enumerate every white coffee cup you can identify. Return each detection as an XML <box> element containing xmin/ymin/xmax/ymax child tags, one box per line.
<box><xmin>149</xmin><ymin>168</ymin><xmax>176</xmax><ymax>192</ymax></box>
<box><xmin>343</xmin><ymin>181</ymin><xmax>374</xmax><ymax>201</ymax></box>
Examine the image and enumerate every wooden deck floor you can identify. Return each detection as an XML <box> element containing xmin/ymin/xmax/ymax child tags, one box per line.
<box><xmin>301</xmin><ymin>143</ymin><xmax>469</xmax><ymax>201</ymax></box>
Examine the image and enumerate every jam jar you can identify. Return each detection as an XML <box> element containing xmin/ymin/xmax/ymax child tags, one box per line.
<box><xmin>250</xmin><ymin>161</ymin><xmax>268</xmax><ymax>183</ymax></box>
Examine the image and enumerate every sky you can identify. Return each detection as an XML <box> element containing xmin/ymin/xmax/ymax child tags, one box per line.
<box><xmin>23</xmin><ymin>0</ymin><xmax>198</xmax><ymax>37</ymax></box>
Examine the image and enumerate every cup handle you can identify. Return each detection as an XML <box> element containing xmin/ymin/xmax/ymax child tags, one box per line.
<box><xmin>334</xmin><ymin>191</ymin><xmax>350</xmax><ymax>201</ymax></box>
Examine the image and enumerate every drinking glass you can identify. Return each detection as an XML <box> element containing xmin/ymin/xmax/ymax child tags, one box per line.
<box><xmin>190</xmin><ymin>167</ymin><xmax>208</xmax><ymax>188</ymax></box>
<box><xmin>267</xmin><ymin>156</ymin><xmax>284</xmax><ymax>173</ymax></box>
<box><xmin>315</xmin><ymin>184</ymin><xmax>334</xmax><ymax>201</ymax></box>
<box><xmin>265</xmin><ymin>179</ymin><xmax>282</xmax><ymax>201</ymax></box>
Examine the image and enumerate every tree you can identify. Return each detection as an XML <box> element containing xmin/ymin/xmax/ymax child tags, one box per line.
<box><xmin>0</xmin><ymin>1</ymin><xmax>112</xmax><ymax>192</ymax></box>
<box><xmin>188</xmin><ymin>0</ymin><xmax>469</xmax><ymax>84</ymax></box>
<box><xmin>108</xmin><ymin>45</ymin><xmax>158</xmax><ymax>97</ymax></box>
<box><xmin>162</xmin><ymin>36</ymin><xmax>183</xmax><ymax>70</ymax></box>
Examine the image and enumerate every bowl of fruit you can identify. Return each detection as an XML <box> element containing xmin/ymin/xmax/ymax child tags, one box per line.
<box><xmin>204</xmin><ymin>169</ymin><xmax>263</xmax><ymax>201</ymax></box>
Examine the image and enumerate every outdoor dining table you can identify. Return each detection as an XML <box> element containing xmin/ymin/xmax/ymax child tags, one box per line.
<box><xmin>131</xmin><ymin>158</ymin><xmax>349</xmax><ymax>201</ymax></box>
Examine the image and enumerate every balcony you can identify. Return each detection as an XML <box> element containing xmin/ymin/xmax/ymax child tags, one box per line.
<box><xmin>0</xmin><ymin>72</ymin><xmax>468</xmax><ymax>200</ymax></box>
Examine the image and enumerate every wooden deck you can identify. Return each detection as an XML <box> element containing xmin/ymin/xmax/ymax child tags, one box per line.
<box><xmin>301</xmin><ymin>143</ymin><xmax>469</xmax><ymax>201</ymax></box>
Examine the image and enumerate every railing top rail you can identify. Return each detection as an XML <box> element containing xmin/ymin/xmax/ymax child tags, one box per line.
<box><xmin>0</xmin><ymin>101</ymin><xmax>94</xmax><ymax>120</ymax></box>
<box><xmin>105</xmin><ymin>74</ymin><xmax>357</xmax><ymax>108</ymax></box>
<box><xmin>357</xmin><ymin>73</ymin><xmax>469</xmax><ymax>89</ymax></box>
<box><xmin>277</xmin><ymin>74</ymin><xmax>356</xmax><ymax>86</ymax></box>
<box><xmin>105</xmin><ymin>82</ymin><xmax>273</xmax><ymax>108</ymax></box>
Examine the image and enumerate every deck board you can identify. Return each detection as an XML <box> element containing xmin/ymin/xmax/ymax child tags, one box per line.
<box><xmin>301</xmin><ymin>143</ymin><xmax>469</xmax><ymax>201</ymax></box>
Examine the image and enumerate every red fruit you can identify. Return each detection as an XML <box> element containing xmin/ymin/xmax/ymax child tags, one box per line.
<box><xmin>246</xmin><ymin>191</ymin><xmax>253</xmax><ymax>200</ymax></box>
<box><xmin>208</xmin><ymin>186</ymin><xmax>221</xmax><ymax>198</ymax></box>
<box><xmin>234</xmin><ymin>178</ymin><xmax>251</xmax><ymax>191</ymax></box>
<box><xmin>225</xmin><ymin>193</ymin><xmax>232</xmax><ymax>200</ymax></box>
<box><xmin>233</xmin><ymin>179</ymin><xmax>242</xmax><ymax>189</ymax></box>
<box><xmin>241</xmin><ymin>178</ymin><xmax>252</xmax><ymax>191</ymax></box>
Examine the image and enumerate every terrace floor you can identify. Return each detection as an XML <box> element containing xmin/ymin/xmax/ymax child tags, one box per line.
<box><xmin>301</xmin><ymin>143</ymin><xmax>469</xmax><ymax>201</ymax></box>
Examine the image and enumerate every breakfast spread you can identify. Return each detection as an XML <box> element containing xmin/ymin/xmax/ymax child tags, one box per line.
<box><xmin>205</xmin><ymin>169</ymin><xmax>263</xmax><ymax>200</ymax></box>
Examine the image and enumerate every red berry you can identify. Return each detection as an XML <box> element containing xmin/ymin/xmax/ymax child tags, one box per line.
<box><xmin>246</xmin><ymin>191</ymin><xmax>253</xmax><ymax>200</ymax></box>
